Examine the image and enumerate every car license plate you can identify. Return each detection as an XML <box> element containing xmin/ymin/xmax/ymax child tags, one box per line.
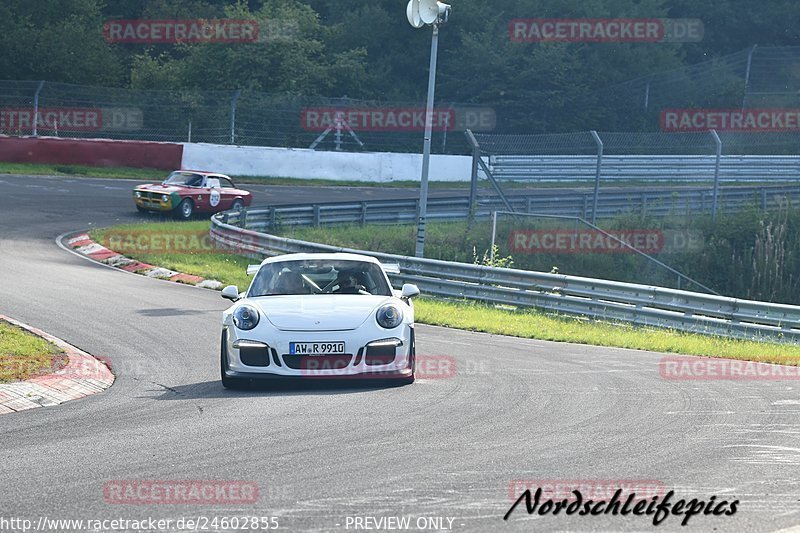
<box><xmin>290</xmin><ymin>342</ymin><xmax>345</xmax><ymax>355</ymax></box>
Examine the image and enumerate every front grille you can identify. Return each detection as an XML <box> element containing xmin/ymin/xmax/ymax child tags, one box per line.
<box><xmin>364</xmin><ymin>344</ymin><xmax>397</xmax><ymax>366</ymax></box>
<box><xmin>239</xmin><ymin>346</ymin><xmax>273</xmax><ymax>367</ymax></box>
<box><xmin>138</xmin><ymin>191</ymin><xmax>167</xmax><ymax>204</ymax></box>
<box><xmin>282</xmin><ymin>354</ymin><xmax>353</xmax><ymax>371</ymax></box>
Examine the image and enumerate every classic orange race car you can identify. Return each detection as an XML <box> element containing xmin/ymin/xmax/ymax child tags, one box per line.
<box><xmin>133</xmin><ymin>170</ymin><xmax>252</xmax><ymax>219</ymax></box>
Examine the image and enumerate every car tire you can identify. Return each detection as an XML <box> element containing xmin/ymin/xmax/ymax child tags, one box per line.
<box><xmin>220</xmin><ymin>330</ymin><xmax>244</xmax><ymax>389</ymax></box>
<box><xmin>175</xmin><ymin>199</ymin><xmax>194</xmax><ymax>220</ymax></box>
<box><xmin>231</xmin><ymin>199</ymin><xmax>245</xmax><ymax>211</ymax></box>
<box><xmin>398</xmin><ymin>328</ymin><xmax>416</xmax><ymax>385</ymax></box>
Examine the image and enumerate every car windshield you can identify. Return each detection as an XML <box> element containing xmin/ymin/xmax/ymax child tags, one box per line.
<box><xmin>163</xmin><ymin>171</ymin><xmax>204</xmax><ymax>187</ymax></box>
<box><xmin>248</xmin><ymin>260</ymin><xmax>392</xmax><ymax>297</ymax></box>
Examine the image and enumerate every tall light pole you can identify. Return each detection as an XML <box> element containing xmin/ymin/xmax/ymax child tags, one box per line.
<box><xmin>407</xmin><ymin>0</ymin><xmax>452</xmax><ymax>257</ymax></box>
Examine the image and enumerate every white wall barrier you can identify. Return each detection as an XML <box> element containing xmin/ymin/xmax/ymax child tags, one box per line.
<box><xmin>181</xmin><ymin>142</ymin><xmax>472</xmax><ymax>182</ymax></box>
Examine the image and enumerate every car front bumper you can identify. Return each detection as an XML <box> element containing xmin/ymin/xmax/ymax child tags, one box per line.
<box><xmin>223</xmin><ymin>325</ymin><xmax>414</xmax><ymax>380</ymax></box>
<box><xmin>134</xmin><ymin>192</ymin><xmax>175</xmax><ymax>212</ymax></box>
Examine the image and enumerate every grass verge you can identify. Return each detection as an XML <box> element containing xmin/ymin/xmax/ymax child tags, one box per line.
<box><xmin>0</xmin><ymin>320</ymin><xmax>66</xmax><ymax>383</ymax></box>
<box><xmin>88</xmin><ymin>220</ymin><xmax>800</xmax><ymax>365</ymax></box>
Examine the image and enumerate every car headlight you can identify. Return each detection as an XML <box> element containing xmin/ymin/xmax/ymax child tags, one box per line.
<box><xmin>233</xmin><ymin>304</ymin><xmax>259</xmax><ymax>330</ymax></box>
<box><xmin>376</xmin><ymin>304</ymin><xmax>403</xmax><ymax>329</ymax></box>
<box><xmin>161</xmin><ymin>194</ymin><xmax>169</xmax><ymax>202</ymax></box>
<box><xmin>135</xmin><ymin>191</ymin><xmax>142</xmax><ymax>198</ymax></box>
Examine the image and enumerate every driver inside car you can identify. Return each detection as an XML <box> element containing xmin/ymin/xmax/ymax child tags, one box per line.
<box><xmin>273</xmin><ymin>270</ymin><xmax>310</xmax><ymax>295</ymax></box>
<box><xmin>334</xmin><ymin>272</ymin><xmax>367</xmax><ymax>294</ymax></box>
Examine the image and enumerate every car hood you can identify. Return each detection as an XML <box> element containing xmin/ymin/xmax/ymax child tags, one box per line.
<box><xmin>135</xmin><ymin>183</ymin><xmax>187</xmax><ymax>194</ymax></box>
<box><xmin>250</xmin><ymin>295</ymin><xmax>395</xmax><ymax>331</ymax></box>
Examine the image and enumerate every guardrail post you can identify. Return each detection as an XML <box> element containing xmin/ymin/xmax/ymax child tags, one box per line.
<box><xmin>269</xmin><ymin>208</ymin><xmax>276</xmax><ymax>230</ymax></box>
<box><xmin>527</xmin><ymin>197</ymin><xmax>533</xmax><ymax>213</ymax></box>
<box><xmin>710</xmin><ymin>129</ymin><xmax>722</xmax><ymax>222</ymax></box>
<box><xmin>761</xmin><ymin>189</ymin><xmax>768</xmax><ymax>211</ymax></box>
<box><xmin>313</xmin><ymin>205</ymin><xmax>321</xmax><ymax>227</ymax></box>
<box><xmin>360</xmin><ymin>202</ymin><xmax>367</xmax><ymax>225</ymax></box>
<box><xmin>590</xmin><ymin>130</ymin><xmax>603</xmax><ymax>225</ymax></box>
<box><xmin>641</xmin><ymin>195</ymin><xmax>647</xmax><ymax>216</ymax></box>
<box><xmin>582</xmin><ymin>195</ymin><xmax>589</xmax><ymax>219</ymax></box>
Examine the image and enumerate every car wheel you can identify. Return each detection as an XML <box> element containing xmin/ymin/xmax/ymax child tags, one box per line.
<box><xmin>231</xmin><ymin>199</ymin><xmax>245</xmax><ymax>211</ymax></box>
<box><xmin>220</xmin><ymin>330</ymin><xmax>244</xmax><ymax>389</ymax></box>
<box><xmin>175</xmin><ymin>199</ymin><xmax>194</xmax><ymax>220</ymax></box>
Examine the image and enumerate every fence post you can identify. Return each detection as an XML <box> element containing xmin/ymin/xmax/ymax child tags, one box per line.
<box><xmin>490</xmin><ymin>210</ymin><xmax>498</xmax><ymax>262</ymax></box>
<box><xmin>187</xmin><ymin>120</ymin><xmax>192</xmax><ymax>143</ymax></box>
<box><xmin>590</xmin><ymin>130</ymin><xmax>603</xmax><ymax>225</ymax></box>
<box><xmin>465</xmin><ymin>129</ymin><xmax>480</xmax><ymax>219</ymax></box>
<box><xmin>230</xmin><ymin>89</ymin><xmax>242</xmax><ymax>144</ymax></box>
<box><xmin>710</xmin><ymin>129</ymin><xmax>722</xmax><ymax>222</ymax></box>
<box><xmin>32</xmin><ymin>81</ymin><xmax>45</xmax><ymax>137</ymax></box>
<box><xmin>741</xmin><ymin>45</ymin><xmax>757</xmax><ymax>111</ymax></box>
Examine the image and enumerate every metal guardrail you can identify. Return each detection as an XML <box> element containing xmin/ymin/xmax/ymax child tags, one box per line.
<box><xmin>210</xmin><ymin>212</ymin><xmax>800</xmax><ymax>343</ymax></box>
<box><xmin>220</xmin><ymin>185</ymin><xmax>800</xmax><ymax>228</ymax></box>
<box><xmin>489</xmin><ymin>154</ymin><xmax>800</xmax><ymax>182</ymax></box>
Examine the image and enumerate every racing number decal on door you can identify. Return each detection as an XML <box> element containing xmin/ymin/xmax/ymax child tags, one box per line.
<box><xmin>210</xmin><ymin>189</ymin><xmax>221</xmax><ymax>207</ymax></box>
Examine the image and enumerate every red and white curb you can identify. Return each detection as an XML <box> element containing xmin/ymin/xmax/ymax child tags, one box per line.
<box><xmin>65</xmin><ymin>233</ymin><xmax>223</xmax><ymax>290</ymax></box>
<box><xmin>0</xmin><ymin>315</ymin><xmax>114</xmax><ymax>414</ymax></box>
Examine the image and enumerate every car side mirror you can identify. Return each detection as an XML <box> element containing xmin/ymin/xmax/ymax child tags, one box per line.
<box><xmin>221</xmin><ymin>285</ymin><xmax>240</xmax><ymax>301</ymax></box>
<box><xmin>401</xmin><ymin>283</ymin><xmax>420</xmax><ymax>299</ymax></box>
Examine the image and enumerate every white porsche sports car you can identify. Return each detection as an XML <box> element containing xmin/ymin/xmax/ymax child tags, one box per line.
<box><xmin>220</xmin><ymin>253</ymin><xmax>420</xmax><ymax>388</ymax></box>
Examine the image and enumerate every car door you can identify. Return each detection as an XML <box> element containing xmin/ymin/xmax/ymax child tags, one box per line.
<box><xmin>203</xmin><ymin>176</ymin><xmax>226</xmax><ymax>212</ymax></box>
<box><xmin>217</xmin><ymin>176</ymin><xmax>241</xmax><ymax>207</ymax></box>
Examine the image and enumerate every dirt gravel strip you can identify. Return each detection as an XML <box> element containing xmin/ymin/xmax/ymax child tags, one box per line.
<box><xmin>0</xmin><ymin>315</ymin><xmax>114</xmax><ymax>414</ymax></box>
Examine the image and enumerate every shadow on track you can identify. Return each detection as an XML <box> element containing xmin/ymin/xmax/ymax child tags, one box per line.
<box><xmin>148</xmin><ymin>378</ymin><xmax>410</xmax><ymax>400</ymax></box>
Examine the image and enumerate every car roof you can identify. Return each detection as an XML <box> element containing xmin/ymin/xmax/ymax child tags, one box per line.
<box><xmin>174</xmin><ymin>169</ymin><xmax>232</xmax><ymax>178</ymax></box>
<box><xmin>260</xmin><ymin>253</ymin><xmax>382</xmax><ymax>267</ymax></box>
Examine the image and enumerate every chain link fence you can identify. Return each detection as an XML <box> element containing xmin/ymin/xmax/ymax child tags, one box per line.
<box><xmin>4</xmin><ymin>47</ymin><xmax>800</xmax><ymax>155</ymax></box>
<box><xmin>0</xmin><ymin>80</ymin><xmax>494</xmax><ymax>154</ymax></box>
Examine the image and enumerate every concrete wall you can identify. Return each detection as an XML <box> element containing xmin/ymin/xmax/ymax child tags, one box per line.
<box><xmin>181</xmin><ymin>143</ymin><xmax>472</xmax><ymax>182</ymax></box>
<box><xmin>0</xmin><ymin>136</ymin><xmax>183</xmax><ymax>169</ymax></box>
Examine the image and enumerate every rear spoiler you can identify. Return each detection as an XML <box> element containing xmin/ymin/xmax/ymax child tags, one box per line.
<box><xmin>246</xmin><ymin>265</ymin><xmax>260</xmax><ymax>276</ymax></box>
<box><xmin>382</xmin><ymin>263</ymin><xmax>400</xmax><ymax>274</ymax></box>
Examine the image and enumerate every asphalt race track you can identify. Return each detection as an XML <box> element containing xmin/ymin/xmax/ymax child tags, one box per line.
<box><xmin>1</xmin><ymin>173</ymin><xmax>799</xmax><ymax>532</ymax></box>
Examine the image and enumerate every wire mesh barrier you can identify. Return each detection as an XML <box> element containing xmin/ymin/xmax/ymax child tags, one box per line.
<box><xmin>469</xmin><ymin>129</ymin><xmax>800</xmax><ymax>224</ymax></box>
<box><xmin>215</xmin><ymin>185</ymin><xmax>800</xmax><ymax>229</ymax></box>
<box><xmin>486</xmin><ymin>212</ymin><xmax>716</xmax><ymax>294</ymax></box>
<box><xmin>210</xmin><ymin>208</ymin><xmax>800</xmax><ymax>343</ymax></box>
<box><xmin>578</xmin><ymin>46</ymin><xmax>800</xmax><ymax>132</ymax></box>
<box><xmin>5</xmin><ymin>47</ymin><xmax>800</xmax><ymax>153</ymax></box>
<box><xmin>0</xmin><ymin>80</ymin><xmax>494</xmax><ymax>154</ymax></box>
